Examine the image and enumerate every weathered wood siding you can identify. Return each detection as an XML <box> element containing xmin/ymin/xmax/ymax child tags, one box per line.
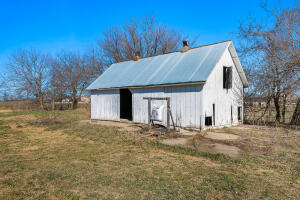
<box><xmin>202</xmin><ymin>48</ymin><xmax>244</xmax><ymax>128</ymax></box>
<box><xmin>90</xmin><ymin>90</ymin><xmax>120</xmax><ymax>121</ymax></box>
<box><xmin>131</xmin><ymin>85</ymin><xmax>204</xmax><ymax>128</ymax></box>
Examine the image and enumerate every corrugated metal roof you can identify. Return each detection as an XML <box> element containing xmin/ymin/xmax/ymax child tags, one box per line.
<box><xmin>87</xmin><ymin>41</ymin><xmax>235</xmax><ymax>90</ymax></box>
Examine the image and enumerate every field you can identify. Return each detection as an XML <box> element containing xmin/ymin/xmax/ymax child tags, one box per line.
<box><xmin>0</xmin><ymin>109</ymin><xmax>299</xmax><ymax>199</ymax></box>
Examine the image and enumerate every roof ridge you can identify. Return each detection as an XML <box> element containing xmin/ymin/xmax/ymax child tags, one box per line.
<box><xmin>112</xmin><ymin>40</ymin><xmax>232</xmax><ymax>65</ymax></box>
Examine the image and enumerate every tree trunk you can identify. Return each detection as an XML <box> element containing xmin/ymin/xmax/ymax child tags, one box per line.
<box><xmin>72</xmin><ymin>98</ymin><xmax>78</xmax><ymax>110</ymax></box>
<box><xmin>290</xmin><ymin>98</ymin><xmax>300</xmax><ymax>125</ymax></box>
<box><xmin>71</xmin><ymin>87</ymin><xmax>78</xmax><ymax>110</ymax></box>
<box><xmin>38</xmin><ymin>96</ymin><xmax>44</xmax><ymax>110</ymax></box>
<box><xmin>51</xmin><ymin>99</ymin><xmax>55</xmax><ymax>111</ymax></box>
<box><xmin>274</xmin><ymin>96</ymin><xmax>281</xmax><ymax>123</ymax></box>
<box><xmin>281</xmin><ymin>94</ymin><xmax>287</xmax><ymax>123</ymax></box>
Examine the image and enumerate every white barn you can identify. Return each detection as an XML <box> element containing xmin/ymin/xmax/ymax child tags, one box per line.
<box><xmin>87</xmin><ymin>40</ymin><xmax>249</xmax><ymax>129</ymax></box>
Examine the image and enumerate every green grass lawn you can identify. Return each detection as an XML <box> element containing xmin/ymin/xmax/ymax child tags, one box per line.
<box><xmin>0</xmin><ymin>109</ymin><xmax>299</xmax><ymax>199</ymax></box>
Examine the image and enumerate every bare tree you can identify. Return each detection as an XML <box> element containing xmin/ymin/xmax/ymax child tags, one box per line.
<box><xmin>98</xmin><ymin>14</ymin><xmax>197</xmax><ymax>65</ymax></box>
<box><xmin>6</xmin><ymin>49</ymin><xmax>51</xmax><ymax>109</ymax></box>
<box><xmin>238</xmin><ymin>2</ymin><xmax>300</xmax><ymax>123</ymax></box>
<box><xmin>51</xmin><ymin>50</ymin><xmax>102</xmax><ymax>109</ymax></box>
<box><xmin>0</xmin><ymin>73</ymin><xmax>4</xmax><ymax>97</ymax></box>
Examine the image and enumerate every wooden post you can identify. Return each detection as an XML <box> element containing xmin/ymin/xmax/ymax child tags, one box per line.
<box><xmin>168</xmin><ymin>107</ymin><xmax>176</xmax><ymax>130</ymax></box>
<box><xmin>167</xmin><ymin>98</ymin><xmax>170</xmax><ymax>130</ymax></box>
<box><xmin>147</xmin><ymin>98</ymin><xmax>151</xmax><ymax>129</ymax></box>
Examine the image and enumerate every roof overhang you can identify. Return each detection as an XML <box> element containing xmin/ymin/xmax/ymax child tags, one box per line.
<box><xmin>228</xmin><ymin>42</ymin><xmax>249</xmax><ymax>88</ymax></box>
<box><xmin>88</xmin><ymin>81</ymin><xmax>206</xmax><ymax>92</ymax></box>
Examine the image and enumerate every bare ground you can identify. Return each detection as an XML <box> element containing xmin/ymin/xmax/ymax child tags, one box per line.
<box><xmin>160</xmin><ymin>133</ymin><xmax>243</xmax><ymax>158</ymax></box>
<box><xmin>80</xmin><ymin>119</ymin><xmax>145</xmax><ymax>132</ymax></box>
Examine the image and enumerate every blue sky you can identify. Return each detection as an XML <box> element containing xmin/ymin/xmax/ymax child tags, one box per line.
<box><xmin>0</xmin><ymin>0</ymin><xmax>297</xmax><ymax>72</ymax></box>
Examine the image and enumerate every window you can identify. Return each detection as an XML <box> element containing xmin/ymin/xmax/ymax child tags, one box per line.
<box><xmin>205</xmin><ymin>116</ymin><xmax>212</xmax><ymax>126</ymax></box>
<box><xmin>238</xmin><ymin>106</ymin><xmax>242</xmax><ymax>121</ymax></box>
<box><xmin>223</xmin><ymin>66</ymin><xmax>232</xmax><ymax>89</ymax></box>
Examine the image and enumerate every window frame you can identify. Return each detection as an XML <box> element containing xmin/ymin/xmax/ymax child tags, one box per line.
<box><xmin>223</xmin><ymin>66</ymin><xmax>232</xmax><ymax>89</ymax></box>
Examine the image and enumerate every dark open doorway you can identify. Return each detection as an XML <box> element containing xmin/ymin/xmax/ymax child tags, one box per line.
<box><xmin>120</xmin><ymin>89</ymin><xmax>132</xmax><ymax>120</ymax></box>
<box><xmin>238</xmin><ymin>106</ymin><xmax>242</xmax><ymax>121</ymax></box>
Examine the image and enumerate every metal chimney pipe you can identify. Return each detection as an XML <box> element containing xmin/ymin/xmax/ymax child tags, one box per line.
<box><xmin>181</xmin><ymin>40</ymin><xmax>189</xmax><ymax>53</ymax></box>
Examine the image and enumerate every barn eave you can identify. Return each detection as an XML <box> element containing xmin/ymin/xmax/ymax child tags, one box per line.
<box><xmin>88</xmin><ymin>81</ymin><xmax>206</xmax><ymax>91</ymax></box>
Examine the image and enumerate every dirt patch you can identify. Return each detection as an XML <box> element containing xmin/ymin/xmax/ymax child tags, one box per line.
<box><xmin>204</xmin><ymin>132</ymin><xmax>242</xmax><ymax>141</ymax></box>
<box><xmin>81</xmin><ymin>120</ymin><xmax>145</xmax><ymax>132</ymax></box>
<box><xmin>0</xmin><ymin>109</ymin><xmax>14</xmax><ymax>113</ymax></box>
<box><xmin>159</xmin><ymin>129</ymin><xmax>245</xmax><ymax>158</ymax></box>
<box><xmin>195</xmin><ymin>141</ymin><xmax>241</xmax><ymax>158</ymax></box>
<box><xmin>160</xmin><ymin>136</ymin><xmax>242</xmax><ymax>158</ymax></box>
<box><xmin>178</xmin><ymin>128</ymin><xmax>200</xmax><ymax>136</ymax></box>
<box><xmin>160</xmin><ymin>138</ymin><xmax>191</xmax><ymax>147</ymax></box>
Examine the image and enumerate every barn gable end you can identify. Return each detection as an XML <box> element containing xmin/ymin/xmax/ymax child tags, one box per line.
<box><xmin>202</xmin><ymin>46</ymin><xmax>244</xmax><ymax>127</ymax></box>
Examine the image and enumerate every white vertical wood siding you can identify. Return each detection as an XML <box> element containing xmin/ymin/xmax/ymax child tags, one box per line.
<box><xmin>202</xmin><ymin>48</ymin><xmax>244</xmax><ymax>128</ymax></box>
<box><xmin>90</xmin><ymin>90</ymin><xmax>120</xmax><ymax>121</ymax></box>
<box><xmin>131</xmin><ymin>85</ymin><xmax>204</xmax><ymax>128</ymax></box>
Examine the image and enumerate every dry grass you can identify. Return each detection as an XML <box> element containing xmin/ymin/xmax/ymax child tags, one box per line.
<box><xmin>0</xmin><ymin>109</ymin><xmax>299</xmax><ymax>199</ymax></box>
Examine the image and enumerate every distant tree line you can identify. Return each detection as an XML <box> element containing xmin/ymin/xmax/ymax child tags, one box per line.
<box><xmin>0</xmin><ymin>14</ymin><xmax>195</xmax><ymax>110</ymax></box>
<box><xmin>1</xmin><ymin>48</ymin><xmax>103</xmax><ymax>110</ymax></box>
